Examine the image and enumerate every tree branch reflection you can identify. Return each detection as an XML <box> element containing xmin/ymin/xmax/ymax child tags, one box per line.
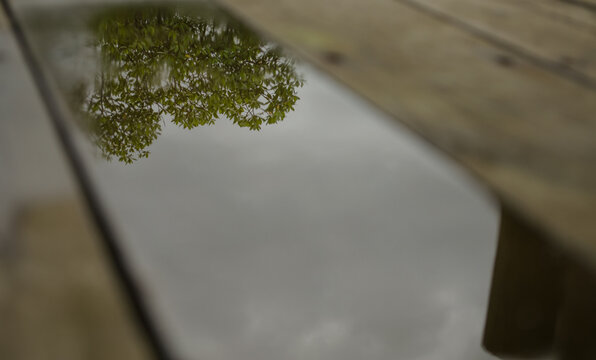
<box><xmin>73</xmin><ymin>6</ymin><xmax>304</xmax><ymax>163</ymax></box>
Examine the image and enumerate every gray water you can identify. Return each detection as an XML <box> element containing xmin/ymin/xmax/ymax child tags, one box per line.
<box><xmin>21</xmin><ymin>4</ymin><xmax>500</xmax><ymax>359</ymax></box>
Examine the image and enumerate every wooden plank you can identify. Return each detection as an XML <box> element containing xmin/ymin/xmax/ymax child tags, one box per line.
<box><xmin>522</xmin><ymin>0</ymin><xmax>596</xmax><ymax>32</ymax></box>
<box><xmin>483</xmin><ymin>209</ymin><xmax>563</xmax><ymax>357</ymax></box>
<box><xmin>0</xmin><ymin>199</ymin><xmax>153</xmax><ymax>360</ymax></box>
<box><xmin>484</xmin><ymin>208</ymin><xmax>596</xmax><ymax>358</ymax></box>
<box><xmin>215</xmin><ymin>0</ymin><xmax>596</xmax><ymax>267</ymax></box>
<box><xmin>408</xmin><ymin>0</ymin><xmax>596</xmax><ymax>83</ymax></box>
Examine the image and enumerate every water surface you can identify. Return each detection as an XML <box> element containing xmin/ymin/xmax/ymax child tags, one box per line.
<box><xmin>23</xmin><ymin>4</ymin><xmax>499</xmax><ymax>360</ymax></box>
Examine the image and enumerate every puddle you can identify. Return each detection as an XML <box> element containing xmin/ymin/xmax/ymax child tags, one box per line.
<box><xmin>20</xmin><ymin>3</ymin><xmax>499</xmax><ymax>360</ymax></box>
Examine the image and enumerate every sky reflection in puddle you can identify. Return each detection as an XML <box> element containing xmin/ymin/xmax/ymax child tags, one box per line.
<box><xmin>23</xmin><ymin>4</ymin><xmax>498</xmax><ymax>360</ymax></box>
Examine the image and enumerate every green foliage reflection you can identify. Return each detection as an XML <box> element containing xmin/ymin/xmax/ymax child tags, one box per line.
<box><xmin>78</xmin><ymin>7</ymin><xmax>303</xmax><ymax>163</ymax></box>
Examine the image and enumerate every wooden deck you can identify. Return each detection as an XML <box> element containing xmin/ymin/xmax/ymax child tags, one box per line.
<box><xmin>217</xmin><ymin>0</ymin><xmax>596</xmax><ymax>268</ymax></box>
<box><xmin>3</xmin><ymin>0</ymin><xmax>596</xmax><ymax>358</ymax></box>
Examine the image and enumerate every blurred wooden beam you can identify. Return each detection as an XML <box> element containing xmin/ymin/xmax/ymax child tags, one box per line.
<box><xmin>0</xmin><ymin>198</ymin><xmax>153</xmax><ymax>360</ymax></box>
<box><xmin>484</xmin><ymin>208</ymin><xmax>596</xmax><ymax>359</ymax></box>
<box><xmin>483</xmin><ymin>209</ymin><xmax>563</xmax><ymax>357</ymax></box>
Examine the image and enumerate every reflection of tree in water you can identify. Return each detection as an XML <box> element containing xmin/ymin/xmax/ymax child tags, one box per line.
<box><xmin>76</xmin><ymin>7</ymin><xmax>303</xmax><ymax>163</ymax></box>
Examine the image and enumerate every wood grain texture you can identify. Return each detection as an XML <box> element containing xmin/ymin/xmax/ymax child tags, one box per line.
<box><xmin>410</xmin><ymin>0</ymin><xmax>596</xmax><ymax>81</ymax></box>
<box><xmin>215</xmin><ymin>0</ymin><xmax>596</xmax><ymax>267</ymax></box>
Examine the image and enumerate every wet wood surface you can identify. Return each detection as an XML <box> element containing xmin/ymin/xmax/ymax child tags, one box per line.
<box><xmin>216</xmin><ymin>0</ymin><xmax>596</xmax><ymax>268</ymax></box>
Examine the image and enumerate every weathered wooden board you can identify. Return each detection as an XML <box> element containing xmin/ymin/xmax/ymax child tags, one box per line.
<box><xmin>506</xmin><ymin>0</ymin><xmax>596</xmax><ymax>33</ymax></box>
<box><xmin>0</xmin><ymin>199</ymin><xmax>152</xmax><ymax>360</ymax></box>
<box><xmin>409</xmin><ymin>0</ymin><xmax>596</xmax><ymax>81</ymax></box>
<box><xmin>216</xmin><ymin>0</ymin><xmax>596</xmax><ymax>267</ymax></box>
